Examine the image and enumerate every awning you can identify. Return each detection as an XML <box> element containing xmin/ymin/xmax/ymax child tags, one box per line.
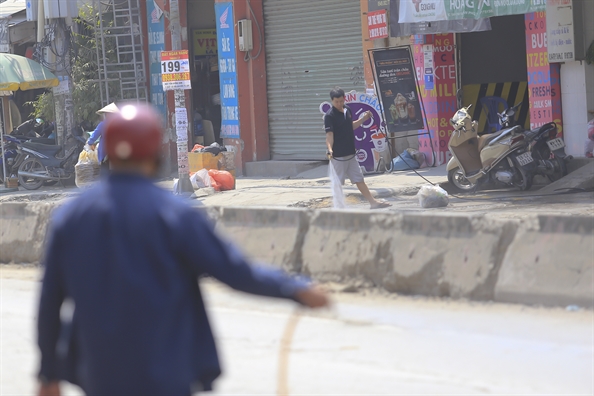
<box><xmin>0</xmin><ymin>0</ymin><xmax>26</xmax><ymax>19</ymax></box>
<box><xmin>397</xmin><ymin>0</ymin><xmax>546</xmax><ymax>23</ymax></box>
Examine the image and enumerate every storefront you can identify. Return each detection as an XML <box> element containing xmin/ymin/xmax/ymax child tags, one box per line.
<box><xmin>263</xmin><ymin>0</ymin><xmax>365</xmax><ymax>160</ymax></box>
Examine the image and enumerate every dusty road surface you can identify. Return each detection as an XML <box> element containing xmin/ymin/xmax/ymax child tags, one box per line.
<box><xmin>1</xmin><ymin>266</ymin><xmax>592</xmax><ymax>395</ymax></box>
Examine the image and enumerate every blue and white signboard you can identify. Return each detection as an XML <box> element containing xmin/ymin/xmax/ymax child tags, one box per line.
<box><xmin>215</xmin><ymin>2</ymin><xmax>240</xmax><ymax>139</ymax></box>
<box><xmin>147</xmin><ymin>0</ymin><xmax>167</xmax><ymax>120</ymax></box>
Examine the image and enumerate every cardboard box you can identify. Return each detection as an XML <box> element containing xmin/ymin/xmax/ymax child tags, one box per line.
<box><xmin>188</xmin><ymin>152</ymin><xmax>222</xmax><ymax>173</ymax></box>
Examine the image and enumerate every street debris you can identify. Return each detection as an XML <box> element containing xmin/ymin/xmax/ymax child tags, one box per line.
<box><xmin>417</xmin><ymin>184</ymin><xmax>449</xmax><ymax>208</ymax></box>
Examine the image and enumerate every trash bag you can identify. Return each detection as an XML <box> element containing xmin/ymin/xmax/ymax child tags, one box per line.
<box><xmin>208</xmin><ymin>169</ymin><xmax>234</xmax><ymax>191</ymax></box>
<box><xmin>191</xmin><ymin>169</ymin><xmax>211</xmax><ymax>189</ymax></box>
<box><xmin>392</xmin><ymin>150</ymin><xmax>420</xmax><ymax>171</ymax></box>
<box><xmin>417</xmin><ymin>185</ymin><xmax>449</xmax><ymax>208</ymax></box>
<box><xmin>75</xmin><ymin>146</ymin><xmax>101</xmax><ymax>188</ymax></box>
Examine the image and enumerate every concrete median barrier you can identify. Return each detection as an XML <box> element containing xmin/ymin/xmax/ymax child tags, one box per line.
<box><xmin>215</xmin><ymin>207</ymin><xmax>310</xmax><ymax>272</ymax></box>
<box><xmin>1</xmin><ymin>200</ymin><xmax>592</xmax><ymax>307</ymax></box>
<box><xmin>302</xmin><ymin>211</ymin><xmax>517</xmax><ymax>300</ymax></box>
<box><xmin>0</xmin><ymin>202</ymin><xmax>59</xmax><ymax>264</ymax></box>
<box><xmin>495</xmin><ymin>215</ymin><xmax>594</xmax><ymax>307</ymax></box>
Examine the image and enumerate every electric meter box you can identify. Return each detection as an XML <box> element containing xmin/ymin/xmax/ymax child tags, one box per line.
<box><xmin>237</xmin><ymin>19</ymin><xmax>253</xmax><ymax>52</ymax></box>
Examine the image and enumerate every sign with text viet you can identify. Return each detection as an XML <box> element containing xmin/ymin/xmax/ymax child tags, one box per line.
<box><xmin>368</xmin><ymin>9</ymin><xmax>388</xmax><ymax>40</ymax></box>
<box><xmin>216</xmin><ymin>2</ymin><xmax>240</xmax><ymax>139</ymax></box>
<box><xmin>546</xmin><ymin>0</ymin><xmax>576</xmax><ymax>62</ymax></box>
<box><xmin>525</xmin><ymin>12</ymin><xmax>563</xmax><ymax>134</ymax></box>
<box><xmin>161</xmin><ymin>50</ymin><xmax>191</xmax><ymax>91</ymax></box>
<box><xmin>373</xmin><ymin>47</ymin><xmax>424</xmax><ymax>133</ymax></box>
<box><xmin>399</xmin><ymin>0</ymin><xmax>546</xmax><ymax>23</ymax></box>
<box><xmin>193</xmin><ymin>29</ymin><xmax>217</xmax><ymax>59</ymax></box>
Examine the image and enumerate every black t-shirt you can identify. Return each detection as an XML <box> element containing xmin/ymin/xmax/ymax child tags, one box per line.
<box><xmin>324</xmin><ymin>105</ymin><xmax>356</xmax><ymax>157</ymax></box>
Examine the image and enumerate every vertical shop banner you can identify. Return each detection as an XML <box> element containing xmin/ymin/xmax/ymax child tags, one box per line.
<box><xmin>193</xmin><ymin>29</ymin><xmax>217</xmax><ymax>59</ymax></box>
<box><xmin>216</xmin><ymin>2</ymin><xmax>239</xmax><ymax>139</ymax></box>
<box><xmin>399</xmin><ymin>0</ymin><xmax>546</xmax><ymax>22</ymax></box>
<box><xmin>422</xmin><ymin>44</ymin><xmax>434</xmax><ymax>90</ymax></box>
<box><xmin>373</xmin><ymin>47</ymin><xmax>424</xmax><ymax>133</ymax></box>
<box><xmin>414</xmin><ymin>35</ymin><xmax>457</xmax><ymax>166</ymax></box>
<box><xmin>0</xmin><ymin>19</ymin><xmax>9</xmax><ymax>53</ymax></box>
<box><xmin>368</xmin><ymin>9</ymin><xmax>388</xmax><ymax>40</ymax></box>
<box><xmin>546</xmin><ymin>0</ymin><xmax>576</xmax><ymax>62</ymax></box>
<box><xmin>147</xmin><ymin>0</ymin><xmax>166</xmax><ymax>119</ymax></box>
<box><xmin>525</xmin><ymin>12</ymin><xmax>562</xmax><ymax>133</ymax></box>
<box><xmin>320</xmin><ymin>92</ymin><xmax>386</xmax><ymax>172</ymax></box>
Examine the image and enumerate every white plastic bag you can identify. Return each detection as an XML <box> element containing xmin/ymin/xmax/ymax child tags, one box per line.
<box><xmin>190</xmin><ymin>168</ymin><xmax>211</xmax><ymax>190</ymax></box>
<box><xmin>329</xmin><ymin>161</ymin><xmax>346</xmax><ymax>209</ymax></box>
<box><xmin>417</xmin><ymin>185</ymin><xmax>449</xmax><ymax>208</ymax></box>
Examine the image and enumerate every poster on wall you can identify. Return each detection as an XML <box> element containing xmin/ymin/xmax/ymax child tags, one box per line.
<box><xmin>215</xmin><ymin>2</ymin><xmax>240</xmax><ymax>139</ymax></box>
<box><xmin>372</xmin><ymin>47</ymin><xmax>424</xmax><ymax>133</ymax></box>
<box><xmin>546</xmin><ymin>0</ymin><xmax>576</xmax><ymax>62</ymax></box>
<box><xmin>319</xmin><ymin>91</ymin><xmax>388</xmax><ymax>173</ymax></box>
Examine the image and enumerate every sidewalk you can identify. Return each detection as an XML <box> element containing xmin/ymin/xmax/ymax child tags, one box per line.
<box><xmin>160</xmin><ymin>164</ymin><xmax>449</xmax><ymax>208</ymax></box>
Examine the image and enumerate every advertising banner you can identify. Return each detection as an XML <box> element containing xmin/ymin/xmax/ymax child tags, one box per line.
<box><xmin>216</xmin><ymin>2</ymin><xmax>240</xmax><ymax>139</ymax></box>
<box><xmin>161</xmin><ymin>50</ymin><xmax>191</xmax><ymax>91</ymax></box>
<box><xmin>399</xmin><ymin>0</ymin><xmax>546</xmax><ymax>23</ymax></box>
<box><xmin>147</xmin><ymin>0</ymin><xmax>166</xmax><ymax>120</ymax></box>
<box><xmin>320</xmin><ymin>91</ymin><xmax>387</xmax><ymax>172</ymax></box>
<box><xmin>525</xmin><ymin>12</ymin><xmax>563</xmax><ymax>133</ymax></box>
<box><xmin>373</xmin><ymin>47</ymin><xmax>424</xmax><ymax>133</ymax></box>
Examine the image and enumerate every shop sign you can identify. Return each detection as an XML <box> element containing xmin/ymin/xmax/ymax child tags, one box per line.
<box><xmin>0</xmin><ymin>19</ymin><xmax>9</xmax><ymax>53</ymax></box>
<box><xmin>368</xmin><ymin>0</ymin><xmax>390</xmax><ymax>12</ymax></box>
<box><xmin>161</xmin><ymin>50</ymin><xmax>191</xmax><ymax>91</ymax></box>
<box><xmin>319</xmin><ymin>91</ymin><xmax>386</xmax><ymax>172</ymax></box>
<box><xmin>216</xmin><ymin>2</ymin><xmax>240</xmax><ymax>139</ymax></box>
<box><xmin>390</xmin><ymin>0</ymin><xmax>491</xmax><ymax>36</ymax></box>
<box><xmin>193</xmin><ymin>29</ymin><xmax>217</xmax><ymax>59</ymax></box>
<box><xmin>546</xmin><ymin>0</ymin><xmax>575</xmax><ymax>62</ymax></box>
<box><xmin>368</xmin><ymin>9</ymin><xmax>388</xmax><ymax>40</ymax></box>
<box><xmin>372</xmin><ymin>47</ymin><xmax>424</xmax><ymax>133</ymax></box>
<box><xmin>146</xmin><ymin>0</ymin><xmax>166</xmax><ymax>118</ymax></box>
<box><xmin>422</xmin><ymin>44</ymin><xmax>434</xmax><ymax>91</ymax></box>
<box><xmin>525</xmin><ymin>12</ymin><xmax>563</xmax><ymax>133</ymax></box>
<box><xmin>399</xmin><ymin>0</ymin><xmax>546</xmax><ymax>23</ymax></box>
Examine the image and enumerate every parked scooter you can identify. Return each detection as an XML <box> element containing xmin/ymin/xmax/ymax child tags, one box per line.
<box><xmin>497</xmin><ymin>103</ymin><xmax>571</xmax><ymax>182</ymax></box>
<box><xmin>16</xmin><ymin>134</ymin><xmax>86</xmax><ymax>190</ymax></box>
<box><xmin>0</xmin><ymin>134</ymin><xmax>21</xmax><ymax>183</ymax></box>
<box><xmin>446</xmin><ymin>104</ymin><xmax>536</xmax><ymax>193</ymax></box>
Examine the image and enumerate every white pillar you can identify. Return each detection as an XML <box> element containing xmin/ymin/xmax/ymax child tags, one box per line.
<box><xmin>560</xmin><ymin>62</ymin><xmax>593</xmax><ymax>157</ymax></box>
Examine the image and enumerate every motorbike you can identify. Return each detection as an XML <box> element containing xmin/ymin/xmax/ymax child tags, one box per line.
<box><xmin>446</xmin><ymin>104</ymin><xmax>536</xmax><ymax>193</ymax></box>
<box><xmin>497</xmin><ymin>104</ymin><xmax>571</xmax><ymax>182</ymax></box>
<box><xmin>11</xmin><ymin>118</ymin><xmax>55</xmax><ymax>143</ymax></box>
<box><xmin>16</xmin><ymin>134</ymin><xmax>86</xmax><ymax>190</ymax></box>
<box><xmin>0</xmin><ymin>135</ymin><xmax>21</xmax><ymax>183</ymax></box>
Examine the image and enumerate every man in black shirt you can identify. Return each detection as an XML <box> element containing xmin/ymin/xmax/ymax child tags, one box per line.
<box><xmin>324</xmin><ymin>88</ymin><xmax>391</xmax><ymax>209</ymax></box>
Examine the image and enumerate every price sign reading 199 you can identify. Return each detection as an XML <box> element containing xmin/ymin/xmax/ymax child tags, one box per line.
<box><xmin>161</xmin><ymin>60</ymin><xmax>182</xmax><ymax>73</ymax></box>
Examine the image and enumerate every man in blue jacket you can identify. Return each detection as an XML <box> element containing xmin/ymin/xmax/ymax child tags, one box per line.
<box><xmin>37</xmin><ymin>104</ymin><xmax>328</xmax><ymax>396</ymax></box>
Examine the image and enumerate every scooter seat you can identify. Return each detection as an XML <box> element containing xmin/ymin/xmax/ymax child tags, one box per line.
<box><xmin>478</xmin><ymin>129</ymin><xmax>506</xmax><ymax>151</ymax></box>
<box><xmin>21</xmin><ymin>141</ymin><xmax>62</xmax><ymax>156</ymax></box>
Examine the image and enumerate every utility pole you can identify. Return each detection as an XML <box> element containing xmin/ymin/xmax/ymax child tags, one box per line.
<box><xmin>169</xmin><ymin>0</ymin><xmax>192</xmax><ymax>194</ymax></box>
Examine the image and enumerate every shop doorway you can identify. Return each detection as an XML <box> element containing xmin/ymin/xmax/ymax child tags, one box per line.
<box><xmin>187</xmin><ymin>0</ymin><xmax>221</xmax><ymax>146</ymax></box>
<box><xmin>459</xmin><ymin>15</ymin><xmax>530</xmax><ymax>134</ymax></box>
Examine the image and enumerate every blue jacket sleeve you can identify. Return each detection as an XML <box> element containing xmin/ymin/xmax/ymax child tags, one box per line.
<box><xmin>183</xmin><ymin>210</ymin><xmax>310</xmax><ymax>301</ymax></box>
<box><xmin>87</xmin><ymin>121</ymin><xmax>104</xmax><ymax>145</ymax></box>
<box><xmin>37</xmin><ymin>220</ymin><xmax>66</xmax><ymax>382</ymax></box>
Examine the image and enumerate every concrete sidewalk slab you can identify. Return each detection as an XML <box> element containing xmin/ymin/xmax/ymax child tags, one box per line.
<box><xmin>538</xmin><ymin>161</ymin><xmax>594</xmax><ymax>194</ymax></box>
<box><xmin>245</xmin><ymin>160</ymin><xmax>324</xmax><ymax>177</ymax></box>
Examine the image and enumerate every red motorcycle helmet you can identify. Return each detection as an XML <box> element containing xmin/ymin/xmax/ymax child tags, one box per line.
<box><xmin>104</xmin><ymin>104</ymin><xmax>163</xmax><ymax>161</ymax></box>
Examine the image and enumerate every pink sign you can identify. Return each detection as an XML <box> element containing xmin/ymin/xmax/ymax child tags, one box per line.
<box><xmin>525</xmin><ymin>12</ymin><xmax>563</xmax><ymax>135</ymax></box>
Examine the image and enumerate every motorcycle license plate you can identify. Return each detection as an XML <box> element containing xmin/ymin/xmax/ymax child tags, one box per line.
<box><xmin>516</xmin><ymin>152</ymin><xmax>534</xmax><ymax>166</ymax></box>
<box><xmin>547</xmin><ymin>138</ymin><xmax>565</xmax><ymax>151</ymax></box>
